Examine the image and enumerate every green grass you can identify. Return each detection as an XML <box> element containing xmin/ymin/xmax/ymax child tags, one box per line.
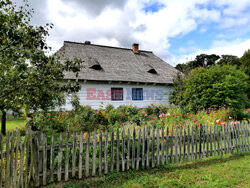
<box><xmin>57</xmin><ymin>153</ymin><xmax>250</xmax><ymax>188</ymax></box>
<box><xmin>0</xmin><ymin>120</ymin><xmax>26</xmax><ymax>132</ymax></box>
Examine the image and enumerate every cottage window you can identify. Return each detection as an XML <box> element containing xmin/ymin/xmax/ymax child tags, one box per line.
<box><xmin>111</xmin><ymin>88</ymin><xmax>123</xmax><ymax>101</ymax></box>
<box><xmin>132</xmin><ymin>88</ymin><xmax>143</xmax><ymax>100</ymax></box>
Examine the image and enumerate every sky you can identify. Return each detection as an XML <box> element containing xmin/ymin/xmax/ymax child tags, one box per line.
<box><xmin>15</xmin><ymin>0</ymin><xmax>250</xmax><ymax>66</ymax></box>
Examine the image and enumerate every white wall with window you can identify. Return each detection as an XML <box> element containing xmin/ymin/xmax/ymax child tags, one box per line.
<box><xmin>62</xmin><ymin>81</ymin><xmax>172</xmax><ymax>110</ymax></box>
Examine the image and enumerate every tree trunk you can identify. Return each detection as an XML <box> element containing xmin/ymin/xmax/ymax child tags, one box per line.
<box><xmin>1</xmin><ymin>110</ymin><xmax>6</xmax><ymax>135</ymax></box>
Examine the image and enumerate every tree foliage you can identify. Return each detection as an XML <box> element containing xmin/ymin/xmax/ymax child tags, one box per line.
<box><xmin>175</xmin><ymin>54</ymin><xmax>220</xmax><ymax>73</ymax></box>
<box><xmin>0</xmin><ymin>0</ymin><xmax>82</xmax><ymax>134</ymax></box>
<box><xmin>170</xmin><ymin>65</ymin><xmax>248</xmax><ymax>112</ymax></box>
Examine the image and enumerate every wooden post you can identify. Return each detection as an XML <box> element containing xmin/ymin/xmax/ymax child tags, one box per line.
<box><xmin>57</xmin><ymin>133</ymin><xmax>62</xmax><ymax>183</ymax></box>
<box><xmin>43</xmin><ymin>134</ymin><xmax>47</xmax><ymax>185</ymax></box>
<box><xmin>5</xmin><ymin>132</ymin><xmax>10</xmax><ymax>187</ymax></box>
<box><xmin>132</xmin><ymin>128</ymin><xmax>136</xmax><ymax>169</ymax></box>
<box><xmin>141</xmin><ymin>127</ymin><xmax>145</xmax><ymax>168</ymax></box>
<box><xmin>92</xmin><ymin>130</ymin><xmax>97</xmax><ymax>176</ymax></box>
<box><xmin>72</xmin><ymin>132</ymin><xmax>77</xmax><ymax>178</ymax></box>
<box><xmin>99</xmin><ymin>131</ymin><xmax>103</xmax><ymax>175</ymax></box>
<box><xmin>104</xmin><ymin>130</ymin><xmax>108</xmax><ymax>174</ymax></box>
<box><xmin>183</xmin><ymin>127</ymin><xmax>186</xmax><ymax>162</ymax></box>
<box><xmin>174</xmin><ymin>127</ymin><xmax>178</xmax><ymax>163</ymax></box>
<box><xmin>179</xmin><ymin>126</ymin><xmax>182</xmax><ymax>163</ymax></box>
<box><xmin>195</xmin><ymin>126</ymin><xmax>198</xmax><ymax>159</ymax></box>
<box><xmin>136</xmin><ymin>128</ymin><xmax>141</xmax><ymax>169</ymax></box>
<box><xmin>187</xmin><ymin>125</ymin><xmax>190</xmax><ymax>162</ymax></box>
<box><xmin>156</xmin><ymin>128</ymin><xmax>160</xmax><ymax>166</ymax></box>
<box><xmin>213</xmin><ymin>125</ymin><xmax>217</xmax><ymax>156</ymax></box>
<box><xmin>202</xmin><ymin>125</ymin><xmax>205</xmax><ymax>158</ymax></box>
<box><xmin>116</xmin><ymin>129</ymin><xmax>120</xmax><ymax>172</ymax></box>
<box><xmin>64</xmin><ymin>133</ymin><xmax>69</xmax><ymax>182</ymax></box>
<box><xmin>10</xmin><ymin>131</ymin><xmax>15</xmax><ymax>187</ymax></box>
<box><xmin>110</xmin><ymin>130</ymin><xmax>114</xmax><ymax>172</ymax></box>
<box><xmin>161</xmin><ymin>128</ymin><xmax>165</xmax><ymax>165</ymax></box>
<box><xmin>166</xmin><ymin>127</ymin><xmax>169</xmax><ymax>164</ymax></box>
<box><xmin>85</xmin><ymin>132</ymin><xmax>90</xmax><ymax>177</ymax></box>
<box><xmin>50</xmin><ymin>134</ymin><xmax>55</xmax><ymax>183</ymax></box>
<box><xmin>191</xmin><ymin>126</ymin><xmax>194</xmax><ymax>160</ymax></box>
<box><xmin>210</xmin><ymin>125</ymin><xmax>213</xmax><ymax>156</ymax></box>
<box><xmin>170</xmin><ymin>126</ymin><xmax>174</xmax><ymax>163</ymax></box>
<box><xmin>122</xmin><ymin>129</ymin><xmax>125</xmax><ymax>171</ymax></box>
<box><xmin>206</xmin><ymin>125</ymin><xmax>209</xmax><ymax>157</ymax></box>
<box><xmin>0</xmin><ymin>133</ymin><xmax>2</xmax><ymax>188</ymax></box>
<box><xmin>79</xmin><ymin>132</ymin><xmax>83</xmax><ymax>179</ymax></box>
<box><xmin>127</xmin><ymin>129</ymin><xmax>130</xmax><ymax>170</ymax></box>
<box><xmin>152</xmin><ymin>128</ymin><xmax>155</xmax><ymax>167</ymax></box>
<box><xmin>146</xmin><ymin>126</ymin><xmax>150</xmax><ymax>168</ymax></box>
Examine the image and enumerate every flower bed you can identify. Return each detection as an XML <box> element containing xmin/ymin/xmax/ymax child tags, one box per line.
<box><xmin>30</xmin><ymin>103</ymin><xmax>248</xmax><ymax>134</ymax></box>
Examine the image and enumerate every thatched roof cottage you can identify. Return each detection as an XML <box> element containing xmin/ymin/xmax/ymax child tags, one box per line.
<box><xmin>57</xmin><ymin>41</ymin><xmax>179</xmax><ymax>109</ymax></box>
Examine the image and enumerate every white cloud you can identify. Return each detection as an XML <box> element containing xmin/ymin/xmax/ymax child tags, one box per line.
<box><xmin>173</xmin><ymin>38</ymin><xmax>250</xmax><ymax>65</ymax></box>
<box><xmin>15</xmin><ymin>0</ymin><xmax>250</xmax><ymax>66</ymax></box>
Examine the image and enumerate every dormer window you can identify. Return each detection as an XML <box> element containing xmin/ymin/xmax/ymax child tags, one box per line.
<box><xmin>145</xmin><ymin>64</ymin><xmax>157</xmax><ymax>74</ymax></box>
<box><xmin>87</xmin><ymin>57</ymin><xmax>102</xmax><ymax>70</ymax></box>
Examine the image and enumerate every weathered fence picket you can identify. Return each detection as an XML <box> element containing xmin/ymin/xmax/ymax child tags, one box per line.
<box><xmin>0</xmin><ymin>122</ymin><xmax>249</xmax><ymax>187</ymax></box>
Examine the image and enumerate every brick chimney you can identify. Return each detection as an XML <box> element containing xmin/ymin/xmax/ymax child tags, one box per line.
<box><xmin>132</xmin><ymin>43</ymin><xmax>139</xmax><ymax>53</ymax></box>
<box><xmin>85</xmin><ymin>41</ymin><xmax>91</xmax><ymax>45</ymax></box>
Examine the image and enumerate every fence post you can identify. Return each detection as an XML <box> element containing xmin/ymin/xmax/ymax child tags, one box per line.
<box><xmin>136</xmin><ymin>128</ymin><xmax>141</xmax><ymax>169</ymax></box>
<box><xmin>0</xmin><ymin>133</ymin><xmax>2</xmax><ymax>188</ymax></box>
<box><xmin>127</xmin><ymin>129</ymin><xmax>130</xmax><ymax>170</ymax></box>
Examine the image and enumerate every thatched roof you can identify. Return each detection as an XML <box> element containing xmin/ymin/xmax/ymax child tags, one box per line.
<box><xmin>57</xmin><ymin>41</ymin><xmax>179</xmax><ymax>84</ymax></box>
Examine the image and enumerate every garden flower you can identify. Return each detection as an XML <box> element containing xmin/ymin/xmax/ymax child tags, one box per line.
<box><xmin>229</xmin><ymin>116</ymin><xmax>232</xmax><ymax>120</ymax></box>
<box><xmin>154</xmin><ymin>117</ymin><xmax>157</xmax><ymax>120</ymax></box>
<box><xmin>144</xmin><ymin>114</ymin><xmax>148</xmax><ymax>117</ymax></box>
<box><xmin>193</xmin><ymin>119</ymin><xmax>197</xmax><ymax>123</ymax></box>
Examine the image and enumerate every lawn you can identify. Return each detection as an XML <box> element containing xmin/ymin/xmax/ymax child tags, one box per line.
<box><xmin>0</xmin><ymin>120</ymin><xmax>26</xmax><ymax>132</ymax></box>
<box><xmin>58</xmin><ymin>153</ymin><xmax>250</xmax><ymax>188</ymax></box>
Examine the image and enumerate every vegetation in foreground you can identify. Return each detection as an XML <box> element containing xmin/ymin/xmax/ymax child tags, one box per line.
<box><xmin>30</xmin><ymin>103</ymin><xmax>249</xmax><ymax>134</ymax></box>
<box><xmin>52</xmin><ymin>153</ymin><xmax>250</xmax><ymax>188</ymax></box>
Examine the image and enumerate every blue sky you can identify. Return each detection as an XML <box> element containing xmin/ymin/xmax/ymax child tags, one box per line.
<box><xmin>15</xmin><ymin>0</ymin><xmax>250</xmax><ymax>65</ymax></box>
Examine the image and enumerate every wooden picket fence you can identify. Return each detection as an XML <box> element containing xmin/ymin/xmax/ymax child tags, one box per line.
<box><xmin>0</xmin><ymin>122</ymin><xmax>249</xmax><ymax>187</ymax></box>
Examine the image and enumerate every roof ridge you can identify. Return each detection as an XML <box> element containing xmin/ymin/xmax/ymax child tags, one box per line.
<box><xmin>64</xmin><ymin>40</ymin><xmax>153</xmax><ymax>53</ymax></box>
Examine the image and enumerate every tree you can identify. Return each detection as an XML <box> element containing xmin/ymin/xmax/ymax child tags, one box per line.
<box><xmin>0</xmin><ymin>0</ymin><xmax>82</xmax><ymax>135</ymax></box>
<box><xmin>217</xmin><ymin>55</ymin><xmax>241</xmax><ymax>67</ymax></box>
<box><xmin>175</xmin><ymin>54</ymin><xmax>220</xmax><ymax>73</ymax></box>
<box><xmin>240</xmin><ymin>49</ymin><xmax>250</xmax><ymax>76</ymax></box>
<box><xmin>179</xmin><ymin>65</ymin><xmax>248</xmax><ymax>112</ymax></box>
<box><xmin>240</xmin><ymin>49</ymin><xmax>250</xmax><ymax>103</ymax></box>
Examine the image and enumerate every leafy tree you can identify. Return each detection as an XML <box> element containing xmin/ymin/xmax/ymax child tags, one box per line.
<box><xmin>240</xmin><ymin>49</ymin><xmax>250</xmax><ymax>102</ymax></box>
<box><xmin>169</xmin><ymin>73</ymin><xmax>186</xmax><ymax>106</ymax></box>
<box><xmin>180</xmin><ymin>65</ymin><xmax>248</xmax><ymax>112</ymax></box>
<box><xmin>240</xmin><ymin>49</ymin><xmax>250</xmax><ymax>76</ymax></box>
<box><xmin>0</xmin><ymin>0</ymin><xmax>82</xmax><ymax>135</ymax></box>
<box><xmin>217</xmin><ymin>55</ymin><xmax>241</xmax><ymax>67</ymax></box>
<box><xmin>175</xmin><ymin>54</ymin><xmax>220</xmax><ymax>73</ymax></box>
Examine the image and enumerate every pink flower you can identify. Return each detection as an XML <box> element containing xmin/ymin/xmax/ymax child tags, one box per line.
<box><xmin>142</xmin><ymin>111</ymin><xmax>145</xmax><ymax>114</ymax></box>
<box><xmin>229</xmin><ymin>116</ymin><xmax>232</xmax><ymax>120</ymax></box>
<box><xmin>193</xmin><ymin>119</ymin><xmax>197</xmax><ymax>123</ymax></box>
<box><xmin>144</xmin><ymin>114</ymin><xmax>148</xmax><ymax>117</ymax></box>
<box><xmin>165</xmin><ymin>114</ymin><xmax>168</xmax><ymax>117</ymax></box>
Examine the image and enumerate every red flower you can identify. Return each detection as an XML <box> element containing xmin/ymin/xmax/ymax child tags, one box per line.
<box><xmin>193</xmin><ymin>119</ymin><xmax>197</xmax><ymax>123</ymax></box>
<box><xmin>154</xmin><ymin>117</ymin><xmax>156</xmax><ymax>120</ymax></box>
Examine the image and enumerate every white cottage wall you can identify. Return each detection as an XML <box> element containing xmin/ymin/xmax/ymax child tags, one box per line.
<box><xmin>62</xmin><ymin>82</ymin><xmax>172</xmax><ymax>110</ymax></box>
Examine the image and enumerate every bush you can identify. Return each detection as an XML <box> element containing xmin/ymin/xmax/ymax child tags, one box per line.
<box><xmin>171</xmin><ymin>65</ymin><xmax>248</xmax><ymax>112</ymax></box>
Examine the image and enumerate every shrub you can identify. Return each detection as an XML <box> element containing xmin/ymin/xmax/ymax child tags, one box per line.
<box><xmin>171</xmin><ymin>65</ymin><xmax>248</xmax><ymax>112</ymax></box>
